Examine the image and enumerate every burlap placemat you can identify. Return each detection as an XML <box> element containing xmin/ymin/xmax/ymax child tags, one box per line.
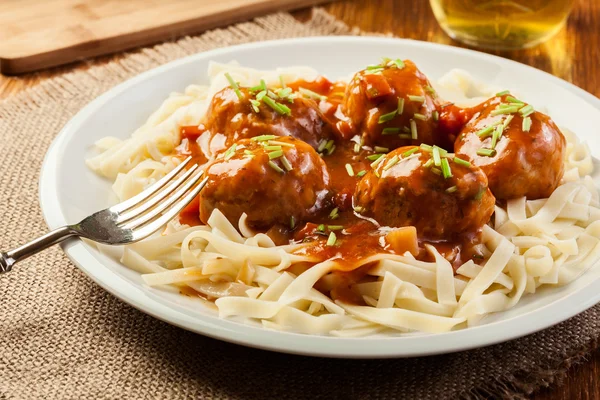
<box><xmin>0</xmin><ymin>9</ymin><xmax>598</xmax><ymax>399</ymax></box>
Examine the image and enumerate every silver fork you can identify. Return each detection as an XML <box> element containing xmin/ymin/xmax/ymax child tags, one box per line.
<box><xmin>0</xmin><ymin>156</ymin><xmax>207</xmax><ymax>273</ymax></box>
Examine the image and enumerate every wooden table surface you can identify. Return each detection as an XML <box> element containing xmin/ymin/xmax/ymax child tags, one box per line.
<box><xmin>1</xmin><ymin>1</ymin><xmax>599</xmax><ymax>398</ymax></box>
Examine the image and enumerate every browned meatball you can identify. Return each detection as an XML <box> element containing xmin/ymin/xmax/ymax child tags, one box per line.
<box><xmin>204</xmin><ymin>87</ymin><xmax>334</xmax><ymax>154</ymax></box>
<box><xmin>454</xmin><ymin>95</ymin><xmax>566</xmax><ymax>200</ymax></box>
<box><xmin>354</xmin><ymin>146</ymin><xmax>495</xmax><ymax>240</ymax></box>
<box><xmin>199</xmin><ymin>136</ymin><xmax>330</xmax><ymax>228</ymax></box>
<box><xmin>342</xmin><ymin>59</ymin><xmax>445</xmax><ymax>150</ymax></box>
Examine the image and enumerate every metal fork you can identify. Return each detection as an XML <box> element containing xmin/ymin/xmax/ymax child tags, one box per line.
<box><xmin>0</xmin><ymin>156</ymin><xmax>207</xmax><ymax>273</ymax></box>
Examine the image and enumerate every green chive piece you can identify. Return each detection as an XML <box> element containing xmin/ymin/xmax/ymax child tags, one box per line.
<box><xmin>389</xmin><ymin>59</ymin><xmax>405</xmax><ymax>69</ymax></box>
<box><xmin>498</xmin><ymin>103</ymin><xmax>517</xmax><ymax>109</ymax></box>
<box><xmin>383</xmin><ymin>155</ymin><xmax>399</xmax><ymax>171</ymax></box>
<box><xmin>519</xmin><ymin>104</ymin><xmax>534</xmax><ymax>117</ymax></box>
<box><xmin>441</xmin><ymin>157</ymin><xmax>452</xmax><ymax>179</ymax></box>
<box><xmin>225</xmin><ymin>73</ymin><xmax>243</xmax><ymax>100</ymax></box>
<box><xmin>475</xmin><ymin>121</ymin><xmax>500</xmax><ymax>138</ymax></box>
<box><xmin>399</xmin><ymin>134</ymin><xmax>412</xmax><ymax>139</ymax></box>
<box><xmin>277</xmin><ymin>103</ymin><xmax>291</xmax><ymax>115</ymax></box>
<box><xmin>252</xmin><ymin>134</ymin><xmax>277</xmax><ymax>142</ymax></box>
<box><xmin>374</xmin><ymin>146</ymin><xmax>389</xmax><ymax>153</ymax></box>
<box><xmin>317</xmin><ymin>224</ymin><xmax>325</xmax><ymax>232</ymax></box>
<box><xmin>410</xmin><ymin>119</ymin><xmax>418</xmax><ymax>140</ymax></box>
<box><xmin>522</xmin><ymin>116</ymin><xmax>532</xmax><ymax>132</ymax></box>
<box><xmin>353</xmin><ymin>142</ymin><xmax>361</xmax><ymax>153</ymax></box>
<box><xmin>366</xmin><ymin>64</ymin><xmax>382</xmax><ymax>70</ymax></box>
<box><xmin>432</xmin><ymin>146</ymin><xmax>442</xmax><ymax>166</ymax></box>
<box><xmin>402</xmin><ymin>147</ymin><xmax>419</xmax><ymax>158</ymax></box>
<box><xmin>264</xmin><ymin>145</ymin><xmax>283</xmax><ymax>151</ymax></box>
<box><xmin>491</xmin><ymin>125</ymin><xmax>503</xmax><ymax>149</ymax></box>
<box><xmin>262</xmin><ymin>96</ymin><xmax>291</xmax><ymax>116</ymax></box>
<box><xmin>503</xmin><ymin>114</ymin><xmax>514</xmax><ymax>129</ymax></box>
<box><xmin>327</xmin><ymin>145</ymin><xmax>336</xmax><ymax>155</ymax></box>
<box><xmin>413</xmin><ymin>113</ymin><xmax>427</xmax><ymax>121</ymax></box>
<box><xmin>345</xmin><ymin>163</ymin><xmax>355</xmax><ymax>177</ymax></box>
<box><xmin>374</xmin><ymin>170</ymin><xmax>381</xmax><ymax>178</ymax></box>
<box><xmin>327</xmin><ymin>225</ymin><xmax>344</xmax><ymax>231</ymax></box>
<box><xmin>378</xmin><ymin>110</ymin><xmax>398</xmax><ymax>124</ymax></box>
<box><xmin>420</xmin><ymin>143</ymin><xmax>433</xmax><ymax>152</ymax></box>
<box><xmin>299</xmin><ymin>87</ymin><xmax>326</xmax><ymax>101</ymax></box>
<box><xmin>317</xmin><ymin>139</ymin><xmax>327</xmax><ymax>152</ymax></box>
<box><xmin>402</xmin><ymin>126</ymin><xmax>411</xmax><ymax>133</ymax></box>
<box><xmin>431</xmin><ymin>167</ymin><xmax>442</xmax><ymax>175</ymax></box>
<box><xmin>477</xmin><ymin>148</ymin><xmax>496</xmax><ymax>157</ymax></box>
<box><xmin>280</xmin><ymin>156</ymin><xmax>293</xmax><ymax>171</ymax></box>
<box><xmin>446</xmin><ymin>186</ymin><xmax>458</xmax><ymax>193</ymax></box>
<box><xmin>244</xmin><ymin>150</ymin><xmax>253</xmax><ymax>156</ymax></box>
<box><xmin>408</xmin><ymin>95</ymin><xmax>425</xmax><ymax>103</ymax></box>
<box><xmin>324</xmin><ymin>140</ymin><xmax>335</xmax><ymax>152</ymax></box>
<box><xmin>505</xmin><ymin>96</ymin><xmax>523</xmax><ymax>104</ymax></box>
<box><xmin>433</xmin><ymin>110</ymin><xmax>439</xmax><ymax>121</ymax></box>
<box><xmin>267</xmin><ymin>140</ymin><xmax>294</xmax><ymax>148</ymax></box>
<box><xmin>425</xmin><ymin>86</ymin><xmax>436</xmax><ymax>95</ymax></box>
<box><xmin>329</xmin><ymin>208</ymin><xmax>339</xmax><ymax>219</ymax></box>
<box><xmin>367</xmin><ymin>154</ymin><xmax>384</xmax><ymax>161</ymax></box>
<box><xmin>277</xmin><ymin>87</ymin><xmax>293</xmax><ymax>99</ymax></box>
<box><xmin>279</xmin><ymin>76</ymin><xmax>286</xmax><ymax>89</ymax></box>
<box><xmin>382</xmin><ymin>127</ymin><xmax>400</xmax><ymax>135</ymax></box>
<box><xmin>326</xmin><ymin>232</ymin><xmax>337</xmax><ymax>246</ymax></box>
<box><xmin>371</xmin><ymin>155</ymin><xmax>386</xmax><ymax>168</ymax></box>
<box><xmin>290</xmin><ymin>216</ymin><xmax>295</xmax><ymax>229</ymax></box>
<box><xmin>267</xmin><ymin>90</ymin><xmax>278</xmax><ymax>99</ymax></box>
<box><xmin>268</xmin><ymin>150</ymin><xmax>284</xmax><ymax>159</ymax></box>
<box><xmin>453</xmin><ymin>157</ymin><xmax>471</xmax><ymax>167</ymax></box>
<box><xmin>496</xmin><ymin>90</ymin><xmax>510</xmax><ymax>96</ymax></box>
<box><xmin>353</xmin><ymin>206</ymin><xmax>365</xmax><ymax>213</ymax></box>
<box><xmin>490</xmin><ymin>106</ymin><xmax>520</xmax><ymax>116</ymax></box>
<box><xmin>256</xmin><ymin>90</ymin><xmax>267</xmax><ymax>101</ymax></box>
<box><xmin>397</xmin><ymin>97</ymin><xmax>405</xmax><ymax>114</ymax></box>
<box><xmin>357</xmin><ymin>170</ymin><xmax>367</xmax><ymax>177</ymax></box>
<box><xmin>268</xmin><ymin>160</ymin><xmax>284</xmax><ymax>173</ymax></box>
<box><xmin>474</xmin><ymin>188</ymin><xmax>485</xmax><ymax>200</ymax></box>
<box><xmin>250</xmin><ymin>99</ymin><xmax>260</xmax><ymax>112</ymax></box>
<box><xmin>423</xmin><ymin>159</ymin><xmax>434</xmax><ymax>168</ymax></box>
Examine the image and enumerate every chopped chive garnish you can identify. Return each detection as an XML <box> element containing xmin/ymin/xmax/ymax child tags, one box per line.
<box><xmin>244</xmin><ymin>154</ymin><xmax>255</xmax><ymax>159</ymax></box>
<box><xmin>277</xmin><ymin>87</ymin><xmax>293</xmax><ymax>99</ymax></box>
<box><xmin>328</xmin><ymin>225</ymin><xmax>343</xmax><ymax>231</ymax></box>
<box><xmin>420</xmin><ymin>143</ymin><xmax>433</xmax><ymax>152</ymax></box>
<box><xmin>491</xmin><ymin>125</ymin><xmax>503</xmax><ymax>149</ymax></box>
<box><xmin>244</xmin><ymin>150</ymin><xmax>253</xmax><ymax>155</ymax></box>
<box><xmin>433</xmin><ymin>110</ymin><xmax>439</xmax><ymax>121</ymax></box>
<box><xmin>345</xmin><ymin>163</ymin><xmax>355</xmax><ymax>177</ymax></box>
<box><xmin>268</xmin><ymin>150</ymin><xmax>284</xmax><ymax>159</ymax></box>
<box><xmin>397</xmin><ymin>97</ymin><xmax>405</xmax><ymax>114</ymax></box>
<box><xmin>383</xmin><ymin>155</ymin><xmax>399</xmax><ymax>170</ymax></box>
<box><xmin>399</xmin><ymin>134</ymin><xmax>412</xmax><ymax>139</ymax></box>
<box><xmin>490</xmin><ymin>106</ymin><xmax>520</xmax><ymax>116</ymax></box>
<box><xmin>371</xmin><ymin>154</ymin><xmax>386</xmax><ymax>168</ymax></box>
<box><xmin>279</xmin><ymin>76</ymin><xmax>286</xmax><ymax>89</ymax></box>
<box><xmin>225</xmin><ymin>73</ymin><xmax>243</xmax><ymax>100</ymax></box>
<box><xmin>262</xmin><ymin>96</ymin><xmax>291</xmax><ymax>116</ymax></box>
<box><xmin>256</xmin><ymin>90</ymin><xmax>267</xmax><ymax>101</ymax></box>
<box><xmin>408</xmin><ymin>95</ymin><xmax>426</xmax><ymax>103</ymax></box>
<box><xmin>353</xmin><ymin>206</ymin><xmax>365</xmax><ymax>213</ymax></box>
<box><xmin>522</xmin><ymin>116</ymin><xmax>532</xmax><ymax>132</ymax></box>
<box><xmin>223</xmin><ymin>144</ymin><xmax>237</xmax><ymax>160</ymax></box>
<box><xmin>367</xmin><ymin>154</ymin><xmax>384</xmax><ymax>161</ymax></box>
<box><xmin>265</xmin><ymin>145</ymin><xmax>283</xmax><ymax>151</ymax></box>
<box><xmin>498</xmin><ymin>103</ymin><xmax>517</xmax><ymax>109</ymax></box>
<box><xmin>367</xmin><ymin>64</ymin><xmax>382</xmax><ymax>70</ymax></box>
<box><xmin>317</xmin><ymin>224</ymin><xmax>325</xmax><ymax>232</ymax></box>
<box><xmin>476</xmin><ymin>120</ymin><xmax>502</xmax><ymax>138</ymax></box>
<box><xmin>267</xmin><ymin>90</ymin><xmax>278</xmax><ymax>99</ymax></box>
<box><xmin>519</xmin><ymin>104</ymin><xmax>534</xmax><ymax>117</ymax></box>
<box><xmin>374</xmin><ymin>146</ymin><xmax>389</xmax><ymax>153</ymax></box>
<box><xmin>503</xmin><ymin>114</ymin><xmax>514</xmax><ymax>129</ymax></box>
<box><xmin>357</xmin><ymin>170</ymin><xmax>367</xmax><ymax>177</ymax></box>
<box><xmin>329</xmin><ymin>208</ymin><xmax>339</xmax><ymax>219</ymax></box>
<box><xmin>382</xmin><ymin>127</ymin><xmax>400</xmax><ymax>135</ymax></box>
<box><xmin>268</xmin><ymin>140</ymin><xmax>294</xmax><ymax>148</ymax></box>
<box><xmin>353</xmin><ymin>142</ymin><xmax>361</xmax><ymax>153</ymax></box>
<box><xmin>413</xmin><ymin>113</ymin><xmax>427</xmax><ymax>121</ymax></box>
<box><xmin>505</xmin><ymin>96</ymin><xmax>523</xmax><ymax>104</ymax></box>
<box><xmin>453</xmin><ymin>157</ymin><xmax>471</xmax><ymax>167</ymax></box>
<box><xmin>324</xmin><ymin>140</ymin><xmax>335</xmax><ymax>152</ymax></box>
<box><xmin>317</xmin><ymin>139</ymin><xmax>327</xmax><ymax>152</ymax></box>
<box><xmin>327</xmin><ymin>145</ymin><xmax>336</xmax><ymax>155</ymax></box>
<box><xmin>402</xmin><ymin>126</ymin><xmax>411</xmax><ymax>133</ymax></box>
<box><xmin>402</xmin><ymin>147</ymin><xmax>419</xmax><ymax>157</ymax></box>
<box><xmin>389</xmin><ymin>59</ymin><xmax>405</xmax><ymax>69</ymax></box>
<box><xmin>474</xmin><ymin>188</ymin><xmax>485</xmax><ymax>200</ymax></box>
<box><xmin>425</xmin><ymin>86</ymin><xmax>436</xmax><ymax>95</ymax></box>
<box><xmin>280</xmin><ymin>156</ymin><xmax>293</xmax><ymax>171</ymax></box>
<box><xmin>477</xmin><ymin>148</ymin><xmax>496</xmax><ymax>157</ymax></box>
<box><xmin>326</xmin><ymin>232</ymin><xmax>337</xmax><ymax>246</ymax></box>
<box><xmin>432</xmin><ymin>146</ymin><xmax>442</xmax><ymax>166</ymax></box>
<box><xmin>252</xmin><ymin>134</ymin><xmax>277</xmax><ymax>142</ymax></box>
<box><xmin>277</xmin><ymin>103</ymin><xmax>291</xmax><ymax>115</ymax></box>
<box><xmin>250</xmin><ymin>99</ymin><xmax>260</xmax><ymax>112</ymax></box>
<box><xmin>441</xmin><ymin>158</ymin><xmax>452</xmax><ymax>179</ymax></box>
<box><xmin>496</xmin><ymin>90</ymin><xmax>510</xmax><ymax>96</ymax></box>
<box><xmin>299</xmin><ymin>87</ymin><xmax>326</xmax><ymax>101</ymax></box>
<box><xmin>378</xmin><ymin>110</ymin><xmax>398</xmax><ymax>124</ymax></box>
<box><xmin>410</xmin><ymin>119</ymin><xmax>418</xmax><ymax>139</ymax></box>
<box><xmin>446</xmin><ymin>186</ymin><xmax>458</xmax><ymax>193</ymax></box>
<box><xmin>431</xmin><ymin>167</ymin><xmax>442</xmax><ymax>175</ymax></box>
<box><xmin>268</xmin><ymin>160</ymin><xmax>284</xmax><ymax>173</ymax></box>
<box><xmin>423</xmin><ymin>159</ymin><xmax>434</xmax><ymax>168</ymax></box>
<box><xmin>374</xmin><ymin>170</ymin><xmax>381</xmax><ymax>178</ymax></box>
<box><xmin>290</xmin><ymin>215</ymin><xmax>295</xmax><ymax>229</ymax></box>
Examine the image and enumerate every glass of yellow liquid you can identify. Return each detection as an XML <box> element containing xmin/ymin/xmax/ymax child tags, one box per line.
<box><xmin>429</xmin><ymin>0</ymin><xmax>575</xmax><ymax>50</ymax></box>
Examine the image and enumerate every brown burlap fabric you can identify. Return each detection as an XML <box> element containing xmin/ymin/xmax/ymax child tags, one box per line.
<box><xmin>0</xmin><ymin>9</ymin><xmax>598</xmax><ymax>400</ymax></box>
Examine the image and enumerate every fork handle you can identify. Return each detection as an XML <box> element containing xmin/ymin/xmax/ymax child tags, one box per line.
<box><xmin>0</xmin><ymin>227</ymin><xmax>77</xmax><ymax>273</ymax></box>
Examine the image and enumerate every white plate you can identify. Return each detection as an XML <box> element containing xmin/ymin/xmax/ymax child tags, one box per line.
<box><xmin>39</xmin><ymin>36</ymin><xmax>600</xmax><ymax>358</ymax></box>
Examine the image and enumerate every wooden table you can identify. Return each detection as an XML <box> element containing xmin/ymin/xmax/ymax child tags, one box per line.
<box><xmin>1</xmin><ymin>1</ymin><xmax>598</xmax><ymax>398</ymax></box>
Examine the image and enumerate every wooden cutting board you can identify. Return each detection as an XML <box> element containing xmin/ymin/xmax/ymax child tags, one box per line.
<box><xmin>0</xmin><ymin>0</ymin><xmax>332</xmax><ymax>75</ymax></box>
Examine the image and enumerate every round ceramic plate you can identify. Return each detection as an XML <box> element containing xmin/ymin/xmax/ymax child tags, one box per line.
<box><xmin>39</xmin><ymin>36</ymin><xmax>600</xmax><ymax>358</ymax></box>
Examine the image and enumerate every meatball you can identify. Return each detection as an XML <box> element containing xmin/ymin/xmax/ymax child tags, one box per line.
<box><xmin>199</xmin><ymin>136</ymin><xmax>330</xmax><ymax>228</ymax></box>
<box><xmin>454</xmin><ymin>95</ymin><xmax>566</xmax><ymax>199</ymax></box>
<box><xmin>354</xmin><ymin>146</ymin><xmax>495</xmax><ymax>239</ymax></box>
<box><xmin>204</xmin><ymin>87</ymin><xmax>334</xmax><ymax>154</ymax></box>
<box><xmin>342</xmin><ymin>59</ymin><xmax>445</xmax><ymax>150</ymax></box>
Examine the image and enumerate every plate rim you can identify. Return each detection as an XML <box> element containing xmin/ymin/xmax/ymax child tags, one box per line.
<box><xmin>38</xmin><ymin>36</ymin><xmax>600</xmax><ymax>358</ymax></box>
